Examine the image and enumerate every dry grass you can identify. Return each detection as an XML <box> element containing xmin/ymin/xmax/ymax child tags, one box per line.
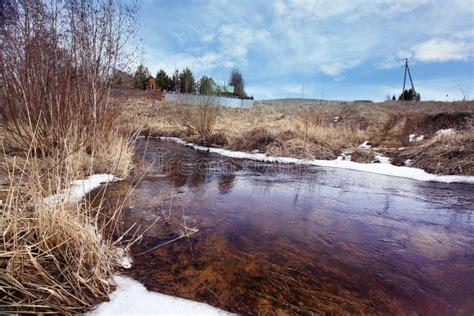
<box><xmin>0</xmin><ymin>130</ymin><xmax>136</xmax><ymax>314</ymax></box>
<box><xmin>118</xmin><ymin>97</ymin><xmax>473</xmax><ymax>175</ymax></box>
<box><xmin>392</xmin><ymin>129</ymin><xmax>474</xmax><ymax>175</ymax></box>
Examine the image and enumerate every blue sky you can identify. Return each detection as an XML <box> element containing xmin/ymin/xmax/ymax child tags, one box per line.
<box><xmin>137</xmin><ymin>0</ymin><xmax>473</xmax><ymax>101</ymax></box>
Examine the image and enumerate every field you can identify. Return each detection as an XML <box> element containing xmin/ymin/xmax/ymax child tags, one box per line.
<box><xmin>118</xmin><ymin>97</ymin><xmax>474</xmax><ymax>175</ymax></box>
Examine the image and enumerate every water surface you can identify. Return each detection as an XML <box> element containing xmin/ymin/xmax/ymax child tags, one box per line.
<box><xmin>104</xmin><ymin>139</ymin><xmax>474</xmax><ymax>315</ymax></box>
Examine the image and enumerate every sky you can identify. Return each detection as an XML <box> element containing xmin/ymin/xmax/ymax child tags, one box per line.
<box><xmin>137</xmin><ymin>0</ymin><xmax>474</xmax><ymax>101</ymax></box>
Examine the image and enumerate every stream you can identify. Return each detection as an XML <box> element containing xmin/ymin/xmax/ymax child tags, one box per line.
<box><xmin>101</xmin><ymin>138</ymin><xmax>474</xmax><ymax>315</ymax></box>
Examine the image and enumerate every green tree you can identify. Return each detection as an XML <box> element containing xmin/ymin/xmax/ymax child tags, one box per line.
<box><xmin>155</xmin><ymin>69</ymin><xmax>173</xmax><ymax>91</ymax></box>
<box><xmin>229</xmin><ymin>68</ymin><xmax>245</xmax><ymax>98</ymax></box>
<box><xmin>199</xmin><ymin>75</ymin><xmax>213</xmax><ymax>95</ymax></box>
<box><xmin>179</xmin><ymin>68</ymin><xmax>196</xmax><ymax>93</ymax></box>
<box><xmin>398</xmin><ymin>89</ymin><xmax>420</xmax><ymax>101</ymax></box>
<box><xmin>134</xmin><ymin>64</ymin><xmax>150</xmax><ymax>90</ymax></box>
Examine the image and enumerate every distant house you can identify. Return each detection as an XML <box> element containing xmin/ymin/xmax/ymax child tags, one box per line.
<box><xmin>209</xmin><ymin>78</ymin><xmax>234</xmax><ymax>94</ymax></box>
<box><xmin>144</xmin><ymin>76</ymin><xmax>157</xmax><ymax>91</ymax></box>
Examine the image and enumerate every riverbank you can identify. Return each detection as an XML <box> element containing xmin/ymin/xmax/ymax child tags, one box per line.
<box><xmin>159</xmin><ymin>136</ymin><xmax>474</xmax><ymax>183</ymax></box>
<box><xmin>118</xmin><ymin>97</ymin><xmax>473</xmax><ymax>176</ymax></box>
<box><xmin>0</xmin><ymin>126</ymin><xmax>136</xmax><ymax>313</ymax></box>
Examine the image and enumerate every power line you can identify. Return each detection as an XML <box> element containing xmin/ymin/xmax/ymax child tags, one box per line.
<box><xmin>401</xmin><ymin>58</ymin><xmax>417</xmax><ymax>102</ymax></box>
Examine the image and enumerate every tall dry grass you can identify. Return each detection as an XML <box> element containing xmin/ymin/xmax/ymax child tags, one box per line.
<box><xmin>117</xmin><ymin>97</ymin><xmax>473</xmax><ymax>174</ymax></box>
<box><xmin>0</xmin><ymin>0</ymin><xmax>140</xmax><ymax>313</ymax></box>
<box><xmin>0</xmin><ymin>135</ymin><xmax>136</xmax><ymax>313</ymax></box>
<box><xmin>178</xmin><ymin>94</ymin><xmax>222</xmax><ymax>137</ymax></box>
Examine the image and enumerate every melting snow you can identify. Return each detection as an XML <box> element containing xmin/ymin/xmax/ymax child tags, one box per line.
<box><xmin>358</xmin><ymin>141</ymin><xmax>371</xmax><ymax>149</ymax></box>
<box><xmin>44</xmin><ymin>174</ymin><xmax>121</xmax><ymax>205</ymax></box>
<box><xmin>160</xmin><ymin>137</ymin><xmax>474</xmax><ymax>184</ymax></box>
<box><xmin>374</xmin><ymin>155</ymin><xmax>391</xmax><ymax>164</ymax></box>
<box><xmin>409</xmin><ymin>134</ymin><xmax>424</xmax><ymax>142</ymax></box>
<box><xmin>409</xmin><ymin>134</ymin><xmax>416</xmax><ymax>142</ymax></box>
<box><xmin>435</xmin><ymin>128</ymin><xmax>455</xmax><ymax>137</ymax></box>
<box><xmin>89</xmin><ymin>276</ymin><xmax>232</xmax><ymax>316</ymax></box>
<box><xmin>114</xmin><ymin>248</ymin><xmax>133</xmax><ymax>269</ymax></box>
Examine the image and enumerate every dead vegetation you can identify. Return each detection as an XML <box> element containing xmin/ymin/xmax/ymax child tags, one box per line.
<box><xmin>0</xmin><ymin>0</ymin><xmax>139</xmax><ymax>313</ymax></box>
<box><xmin>118</xmin><ymin>97</ymin><xmax>473</xmax><ymax>175</ymax></box>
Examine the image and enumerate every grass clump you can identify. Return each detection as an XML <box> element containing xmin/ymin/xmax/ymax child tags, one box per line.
<box><xmin>0</xmin><ymin>0</ymin><xmax>139</xmax><ymax>313</ymax></box>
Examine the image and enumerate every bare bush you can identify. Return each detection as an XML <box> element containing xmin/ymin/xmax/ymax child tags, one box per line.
<box><xmin>0</xmin><ymin>0</ymin><xmax>139</xmax><ymax>313</ymax></box>
<box><xmin>178</xmin><ymin>94</ymin><xmax>221</xmax><ymax>136</ymax></box>
<box><xmin>0</xmin><ymin>0</ymin><xmax>137</xmax><ymax>154</ymax></box>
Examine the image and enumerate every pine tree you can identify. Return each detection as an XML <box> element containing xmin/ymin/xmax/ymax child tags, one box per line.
<box><xmin>155</xmin><ymin>69</ymin><xmax>173</xmax><ymax>91</ymax></box>
<box><xmin>199</xmin><ymin>76</ymin><xmax>213</xmax><ymax>95</ymax></box>
<box><xmin>229</xmin><ymin>68</ymin><xmax>245</xmax><ymax>98</ymax></box>
<box><xmin>398</xmin><ymin>88</ymin><xmax>420</xmax><ymax>101</ymax></box>
<box><xmin>133</xmin><ymin>64</ymin><xmax>150</xmax><ymax>90</ymax></box>
<box><xmin>179</xmin><ymin>68</ymin><xmax>196</xmax><ymax>93</ymax></box>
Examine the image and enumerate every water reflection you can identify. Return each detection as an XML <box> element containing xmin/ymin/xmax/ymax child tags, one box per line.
<box><xmin>106</xmin><ymin>138</ymin><xmax>474</xmax><ymax>315</ymax></box>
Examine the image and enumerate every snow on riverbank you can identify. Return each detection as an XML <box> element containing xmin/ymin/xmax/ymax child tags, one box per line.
<box><xmin>89</xmin><ymin>275</ymin><xmax>232</xmax><ymax>316</ymax></box>
<box><xmin>160</xmin><ymin>137</ymin><xmax>474</xmax><ymax>184</ymax></box>
<box><xmin>44</xmin><ymin>174</ymin><xmax>121</xmax><ymax>204</ymax></box>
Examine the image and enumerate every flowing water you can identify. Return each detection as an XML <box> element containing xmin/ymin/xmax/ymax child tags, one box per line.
<box><xmin>102</xmin><ymin>138</ymin><xmax>474</xmax><ymax>315</ymax></box>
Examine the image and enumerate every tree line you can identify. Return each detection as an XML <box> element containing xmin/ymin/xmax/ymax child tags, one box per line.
<box><xmin>385</xmin><ymin>89</ymin><xmax>421</xmax><ymax>102</ymax></box>
<box><xmin>131</xmin><ymin>64</ymin><xmax>251</xmax><ymax>99</ymax></box>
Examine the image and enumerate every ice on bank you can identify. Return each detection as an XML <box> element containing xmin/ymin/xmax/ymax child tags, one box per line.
<box><xmin>160</xmin><ymin>137</ymin><xmax>474</xmax><ymax>184</ymax></box>
<box><xmin>44</xmin><ymin>174</ymin><xmax>120</xmax><ymax>205</ymax></box>
<box><xmin>89</xmin><ymin>276</ymin><xmax>232</xmax><ymax>316</ymax></box>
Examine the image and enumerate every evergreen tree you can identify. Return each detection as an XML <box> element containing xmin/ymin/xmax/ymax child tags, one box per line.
<box><xmin>229</xmin><ymin>68</ymin><xmax>245</xmax><ymax>98</ymax></box>
<box><xmin>398</xmin><ymin>88</ymin><xmax>420</xmax><ymax>101</ymax></box>
<box><xmin>155</xmin><ymin>69</ymin><xmax>173</xmax><ymax>91</ymax></box>
<box><xmin>179</xmin><ymin>68</ymin><xmax>196</xmax><ymax>93</ymax></box>
<box><xmin>133</xmin><ymin>64</ymin><xmax>150</xmax><ymax>90</ymax></box>
<box><xmin>199</xmin><ymin>75</ymin><xmax>213</xmax><ymax>95</ymax></box>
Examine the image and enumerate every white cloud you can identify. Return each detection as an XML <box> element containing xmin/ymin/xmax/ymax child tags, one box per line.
<box><xmin>413</xmin><ymin>38</ymin><xmax>471</xmax><ymax>62</ymax></box>
<box><xmin>319</xmin><ymin>63</ymin><xmax>347</xmax><ymax>76</ymax></box>
<box><xmin>200</xmin><ymin>33</ymin><xmax>215</xmax><ymax>44</ymax></box>
<box><xmin>273</xmin><ymin>0</ymin><xmax>287</xmax><ymax>16</ymax></box>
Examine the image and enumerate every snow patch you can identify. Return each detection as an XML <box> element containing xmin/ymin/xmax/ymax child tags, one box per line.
<box><xmin>435</xmin><ymin>128</ymin><xmax>455</xmax><ymax>137</ymax></box>
<box><xmin>89</xmin><ymin>275</ymin><xmax>232</xmax><ymax>315</ymax></box>
<box><xmin>333</xmin><ymin>116</ymin><xmax>339</xmax><ymax>122</ymax></box>
<box><xmin>374</xmin><ymin>155</ymin><xmax>391</xmax><ymax>164</ymax></box>
<box><xmin>358</xmin><ymin>141</ymin><xmax>371</xmax><ymax>149</ymax></box>
<box><xmin>409</xmin><ymin>134</ymin><xmax>424</xmax><ymax>142</ymax></box>
<box><xmin>114</xmin><ymin>248</ymin><xmax>133</xmax><ymax>269</ymax></box>
<box><xmin>404</xmin><ymin>159</ymin><xmax>413</xmax><ymax>167</ymax></box>
<box><xmin>160</xmin><ymin>137</ymin><xmax>474</xmax><ymax>184</ymax></box>
<box><xmin>44</xmin><ymin>174</ymin><xmax>121</xmax><ymax>205</ymax></box>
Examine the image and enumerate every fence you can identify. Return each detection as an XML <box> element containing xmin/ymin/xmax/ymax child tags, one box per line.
<box><xmin>164</xmin><ymin>93</ymin><xmax>254</xmax><ymax>108</ymax></box>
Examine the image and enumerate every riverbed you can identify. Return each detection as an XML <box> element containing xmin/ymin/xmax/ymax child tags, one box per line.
<box><xmin>101</xmin><ymin>138</ymin><xmax>474</xmax><ymax>315</ymax></box>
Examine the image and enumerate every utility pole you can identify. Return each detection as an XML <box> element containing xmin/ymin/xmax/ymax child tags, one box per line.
<box><xmin>301</xmin><ymin>83</ymin><xmax>304</xmax><ymax>99</ymax></box>
<box><xmin>401</xmin><ymin>58</ymin><xmax>417</xmax><ymax>101</ymax></box>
